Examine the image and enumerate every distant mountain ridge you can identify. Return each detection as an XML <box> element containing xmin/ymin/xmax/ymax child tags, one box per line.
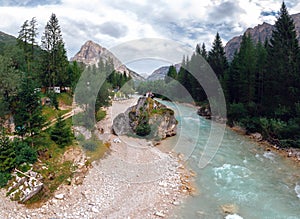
<box><xmin>71</xmin><ymin>40</ymin><xmax>144</xmax><ymax>80</ymax></box>
<box><xmin>147</xmin><ymin>63</ymin><xmax>181</xmax><ymax>81</ymax></box>
<box><xmin>225</xmin><ymin>13</ymin><xmax>300</xmax><ymax>60</ymax></box>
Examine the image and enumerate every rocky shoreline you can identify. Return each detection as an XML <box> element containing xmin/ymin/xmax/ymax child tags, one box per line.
<box><xmin>230</xmin><ymin>126</ymin><xmax>300</xmax><ymax>165</ymax></box>
<box><xmin>0</xmin><ymin>97</ymin><xmax>194</xmax><ymax>219</ymax></box>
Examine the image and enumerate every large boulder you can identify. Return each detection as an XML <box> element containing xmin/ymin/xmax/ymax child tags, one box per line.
<box><xmin>112</xmin><ymin>97</ymin><xmax>177</xmax><ymax>140</ymax></box>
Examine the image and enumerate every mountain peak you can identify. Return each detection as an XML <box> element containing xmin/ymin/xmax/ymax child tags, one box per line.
<box><xmin>70</xmin><ymin>40</ymin><xmax>144</xmax><ymax>80</ymax></box>
<box><xmin>70</xmin><ymin>40</ymin><xmax>108</xmax><ymax>65</ymax></box>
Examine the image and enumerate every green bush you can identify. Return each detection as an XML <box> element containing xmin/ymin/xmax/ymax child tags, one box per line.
<box><xmin>96</xmin><ymin>109</ymin><xmax>106</xmax><ymax>122</ymax></box>
<box><xmin>274</xmin><ymin>105</ymin><xmax>292</xmax><ymax>121</ymax></box>
<box><xmin>82</xmin><ymin>140</ymin><xmax>98</xmax><ymax>151</ymax></box>
<box><xmin>14</xmin><ymin>140</ymin><xmax>37</xmax><ymax>166</ymax></box>
<box><xmin>0</xmin><ymin>172</ymin><xmax>11</xmax><ymax>188</ymax></box>
<box><xmin>75</xmin><ymin>133</ymin><xmax>85</xmax><ymax>142</ymax></box>
<box><xmin>136</xmin><ymin>122</ymin><xmax>151</xmax><ymax>136</ymax></box>
<box><xmin>240</xmin><ymin>117</ymin><xmax>262</xmax><ymax>134</ymax></box>
<box><xmin>227</xmin><ymin>103</ymin><xmax>247</xmax><ymax>126</ymax></box>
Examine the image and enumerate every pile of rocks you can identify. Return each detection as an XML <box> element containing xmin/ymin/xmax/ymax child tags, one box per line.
<box><xmin>7</xmin><ymin>168</ymin><xmax>43</xmax><ymax>203</ymax></box>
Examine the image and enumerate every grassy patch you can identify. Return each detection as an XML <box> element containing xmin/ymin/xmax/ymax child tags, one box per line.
<box><xmin>151</xmin><ymin>108</ymin><xmax>174</xmax><ymax>115</ymax></box>
<box><xmin>96</xmin><ymin>109</ymin><xmax>106</xmax><ymax>122</ymax></box>
<box><xmin>26</xmin><ymin>144</ymin><xmax>75</xmax><ymax>206</ymax></box>
<box><xmin>84</xmin><ymin>141</ymin><xmax>110</xmax><ymax>162</ymax></box>
<box><xmin>57</xmin><ymin>93</ymin><xmax>73</xmax><ymax>106</ymax></box>
<box><xmin>42</xmin><ymin>106</ymin><xmax>71</xmax><ymax>121</ymax></box>
<box><xmin>24</xmin><ymin>119</ymin><xmax>75</xmax><ymax>206</ymax></box>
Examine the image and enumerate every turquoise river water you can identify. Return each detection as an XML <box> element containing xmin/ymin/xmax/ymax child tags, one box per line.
<box><xmin>160</xmin><ymin>101</ymin><xmax>300</xmax><ymax>219</ymax></box>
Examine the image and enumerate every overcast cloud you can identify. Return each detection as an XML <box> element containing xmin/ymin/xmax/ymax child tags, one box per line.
<box><xmin>0</xmin><ymin>0</ymin><xmax>300</xmax><ymax>73</ymax></box>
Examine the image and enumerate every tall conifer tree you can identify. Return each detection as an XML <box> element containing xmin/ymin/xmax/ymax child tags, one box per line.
<box><xmin>208</xmin><ymin>33</ymin><xmax>228</xmax><ymax>79</ymax></box>
<box><xmin>265</xmin><ymin>2</ymin><xmax>300</xmax><ymax>116</ymax></box>
<box><xmin>41</xmin><ymin>13</ymin><xmax>68</xmax><ymax>88</ymax></box>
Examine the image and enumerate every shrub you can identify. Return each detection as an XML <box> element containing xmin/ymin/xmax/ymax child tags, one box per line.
<box><xmin>136</xmin><ymin>122</ymin><xmax>151</xmax><ymax>136</ymax></box>
<box><xmin>0</xmin><ymin>172</ymin><xmax>11</xmax><ymax>188</ymax></box>
<box><xmin>82</xmin><ymin>140</ymin><xmax>98</xmax><ymax>151</ymax></box>
<box><xmin>240</xmin><ymin>117</ymin><xmax>263</xmax><ymax>134</ymax></box>
<box><xmin>227</xmin><ymin>103</ymin><xmax>247</xmax><ymax>126</ymax></box>
<box><xmin>96</xmin><ymin>109</ymin><xmax>106</xmax><ymax>122</ymax></box>
<box><xmin>14</xmin><ymin>140</ymin><xmax>37</xmax><ymax>166</ymax></box>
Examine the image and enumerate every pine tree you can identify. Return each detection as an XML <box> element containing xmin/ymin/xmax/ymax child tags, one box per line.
<box><xmin>255</xmin><ymin>41</ymin><xmax>267</xmax><ymax>107</ymax></box>
<box><xmin>165</xmin><ymin>65</ymin><xmax>177</xmax><ymax>83</ymax></box>
<box><xmin>51</xmin><ymin>115</ymin><xmax>73</xmax><ymax>148</ymax></box>
<box><xmin>226</xmin><ymin>51</ymin><xmax>241</xmax><ymax>103</ymax></box>
<box><xmin>208</xmin><ymin>33</ymin><xmax>228</xmax><ymax>79</ymax></box>
<box><xmin>17</xmin><ymin>17</ymin><xmax>38</xmax><ymax>73</ymax></box>
<box><xmin>17</xmin><ymin>20</ymin><xmax>30</xmax><ymax>72</ymax></box>
<box><xmin>0</xmin><ymin>55</ymin><xmax>20</xmax><ymax>102</ymax></box>
<box><xmin>41</xmin><ymin>13</ymin><xmax>68</xmax><ymax>88</ymax></box>
<box><xmin>196</xmin><ymin>44</ymin><xmax>201</xmax><ymax>55</ymax></box>
<box><xmin>13</xmin><ymin>76</ymin><xmax>45</xmax><ymax>139</ymax></box>
<box><xmin>0</xmin><ymin>131</ymin><xmax>15</xmax><ymax>173</ymax></box>
<box><xmin>177</xmin><ymin>56</ymin><xmax>191</xmax><ymax>98</ymax></box>
<box><xmin>238</xmin><ymin>33</ymin><xmax>257</xmax><ymax>104</ymax></box>
<box><xmin>201</xmin><ymin>43</ymin><xmax>208</xmax><ymax>60</ymax></box>
<box><xmin>187</xmin><ymin>53</ymin><xmax>207</xmax><ymax>102</ymax></box>
<box><xmin>265</xmin><ymin>2</ymin><xmax>300</xmax><ymax>116</ymax></box>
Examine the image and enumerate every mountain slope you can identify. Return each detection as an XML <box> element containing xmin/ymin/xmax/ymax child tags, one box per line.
<box><xmin>0</xmin><ymin>31</ymin><xmax>17</xmax><ymax>53</ymax></box>
<box><xmin>71</xmin><ymin>40</ymin><xmax>144</xmax><ymax>80</ymax></box>
<box><xmin>225</xmin><ymin>13</ymin><xmax>300</xmax><ymax>60</ymax></box>
<box><xmin>147</xmin><ymin>63</ymin><xmax>181</xmax><ymax>81</ymax></box>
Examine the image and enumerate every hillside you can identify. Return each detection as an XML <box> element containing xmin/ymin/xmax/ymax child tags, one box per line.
<box><xmin>0</xmin><ymin>31</ymin><xmax>16</xmax><ymax>53</ymax></box>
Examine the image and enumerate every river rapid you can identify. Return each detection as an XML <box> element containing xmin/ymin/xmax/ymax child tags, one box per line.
<box><xmin>160</xmin><ymin>101</ymin><xmax>300</xmax><ymax>219</ymax></box>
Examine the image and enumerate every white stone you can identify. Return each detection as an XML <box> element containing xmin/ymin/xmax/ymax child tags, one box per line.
<box><xmin>54</xmin><ymin>194</ymin><xmax>64</xmax><ymax>200</ymax></box>
<box><xmin>172</xmin><ymin>201</ymin><xmax>180</xmax><ymax>206</ymax></box>
<box><xmin>91</xmin><ymin>206</ymin><xmax>99</xmax><ymax>213</ymax></box>
<box><xmin>159</xmin><ymin>181</ymin><xmax>167</xmax><ymax>187</ymax></box>
<box><xmin>154</xmin><ymin>211</ymin><xmax>165</xmax><ymax>217</ymax></box>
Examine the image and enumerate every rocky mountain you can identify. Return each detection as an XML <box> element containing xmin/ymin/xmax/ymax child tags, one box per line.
<box><xmin>225</xmin><ymin>13</ymin><xmax>300</xmax><ymax>61</ymax></box>
<box><xmin>147</xmin><ymin>63</ymin><xmax>181</xmax><ymax>81</ymax></box>
<box><xmin>71</xmin><ymin>40</ymin><xmax>144</xmax><ymax>80</ymax></box>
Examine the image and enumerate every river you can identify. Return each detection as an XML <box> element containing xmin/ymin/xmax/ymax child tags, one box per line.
<box><xmin>160</xmin><ymin>100</ymin><xmax>300</xmax><ymax>219</ymax></box>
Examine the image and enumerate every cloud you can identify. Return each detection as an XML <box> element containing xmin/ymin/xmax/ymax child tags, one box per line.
<box><xmin>99</xmin><ymin>22</ymin><xmax>128</xmax><ymax>38</ymax></box>
<box><xmin>0</xmin><ymin>0</ymin><xmax>299</xmax><ymax>69</ymax></box>
<box><xmin>0</xmin><ymin>0</ymin><xmax>61</xmax><ymax>7</ymax></box>
<box><xmin>208</xmin><ymin>1</ymin><xmax>246</xmax><ymax>23</ymax></box>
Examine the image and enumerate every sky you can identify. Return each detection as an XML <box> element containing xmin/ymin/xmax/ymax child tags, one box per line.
<box><xmin>1</xmin><ymin>0</ymin><xmax>300</xmax><ymax>75</ymax></box>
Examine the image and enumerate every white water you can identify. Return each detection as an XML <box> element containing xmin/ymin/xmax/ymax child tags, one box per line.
<box><xmin>161</xmin><ymin>101</ymin><xmax>300</xmax><ymax>219</ymax></box>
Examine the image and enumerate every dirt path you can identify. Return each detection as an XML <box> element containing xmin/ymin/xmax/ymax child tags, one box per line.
<box><xmin>0</xmin><ymin>96</ymin><xmax>192</xmax><ymax>219</ymax></box>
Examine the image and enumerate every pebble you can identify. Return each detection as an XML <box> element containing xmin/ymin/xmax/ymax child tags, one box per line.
<box><xmin>0</xmin><ymin>101</ymin><xmax>192</xmax><ymax>218</ymax></box>
<box><xmin>91</xmin><ymin>206</ymin><xmax>99</xmax><ymax>213</ymax></box>
<box><xmin>154</xmin><ymin>211</ymin><xmax>166</xmax><ymax>217</ymax></box>
<box><xmin>172</xmin><ymin>201</ymin><xmax>180</xmax><ymax>206</ymax></box>
<box><xmin>54</xmin><ymin>194</ymin><xmax>65</xmax><ymax>200</ymax></box>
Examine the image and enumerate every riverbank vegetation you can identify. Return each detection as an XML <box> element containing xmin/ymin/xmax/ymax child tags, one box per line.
<box><xmin>138</xmin><ymin>2</ymin><xmax>300</xmax><ymax>148</ymax></box>
<box><xmin>0</xmin><ymin>11</ymin><xmax>132</xmax><ymax>202</ymax></box>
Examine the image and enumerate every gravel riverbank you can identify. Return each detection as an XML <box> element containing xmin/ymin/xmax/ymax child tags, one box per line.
<box><xmin>0</xmin><ymin>97</ymin><xmax>194</xmax><ymax>218</ymax></box>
